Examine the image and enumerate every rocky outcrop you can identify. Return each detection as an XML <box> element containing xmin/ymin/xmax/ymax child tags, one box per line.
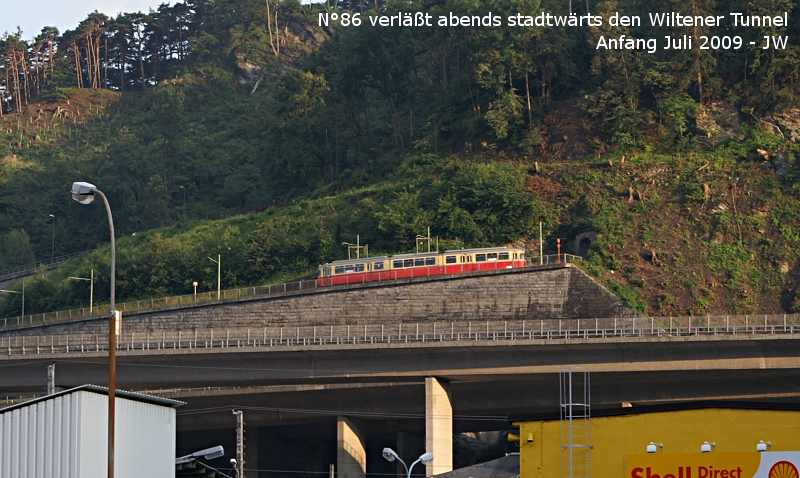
<box><xmin>695</xmin><ymin>101</ymin><xmax>741</xmax><ymax>140</ymax></box>
<box><xmin>234</xmin><ymin>18</ymin><xmax>326</xmax><ymax>85</ymax></box>
<box><xmin>761</xmin><ymin>107</ymin><xmax>800</xmax><ymax>142</ymax></box>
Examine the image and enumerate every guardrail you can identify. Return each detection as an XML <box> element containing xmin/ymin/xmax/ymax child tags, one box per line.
<box><xmin>0</xmin><ymin>250</ymin><xmax>93</xmax><ymax>282</ymax></box>
<box><xmin>0</xmin><ymin>254</ymin><xmax>582</xmax><ymax>330</ymax></box>
<box><xmin>2</xmin><ymin>315</ymin><xmax>799</xmax><ymax>356</ymax></box>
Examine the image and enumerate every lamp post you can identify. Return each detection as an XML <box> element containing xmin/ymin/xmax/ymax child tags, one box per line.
<box><xmin>0</xmin><ymin>283</ymin><xmax>23</xmax><ymax>318</ymax></box>
<box><xmin>179</xmin><ymin>186</ymin><xmax>186</xmax><ymax>222</ymax></box>
<box><xmin>70</xmin><ymin>181</ymin><xmax>116</xmax><ymax>478</ymax></box>
<box><xmin>69</xmin><ymin>269</ymin><xmax>94</xmax><ymax>314</ymax></box>
<box><xmin>49</xmin><ymin>214</ymin><xmax>55</xmax><ymax>261</ymax></box>
<box><xmin>382</xmin><ymin>448</ymin><xmax>434</xmax><ymax>478</ymax></box>
<box><xmin>208</xmin><ymin>255</ymin><xmax>221</xmax><ymax>300</ymax></box>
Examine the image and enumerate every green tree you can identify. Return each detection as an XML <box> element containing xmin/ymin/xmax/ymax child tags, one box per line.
<box><xmin>1</xmin><ymin>229</ymin><xmax>36</xmax><ymax>269</ymax></box>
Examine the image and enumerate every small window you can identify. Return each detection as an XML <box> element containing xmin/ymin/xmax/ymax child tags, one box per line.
<box><xmin>460</xmin><ymin>256</ymin><xmax>465</xmax><ymax>263</ymax></box>
<box><xmin>393</xmin><ymin>260</ymin><xmax>403</xmax><ymax>268</ymax></box>
<box><xmin>425</xmin><ymin>257</ymin><xmax>436</xmax><ymax>265</ymax></box>
<box><xmin>446</xmin><ymin>256</ymin><xmax>457</xmax><ymax>264</ymax></box>
<box><xmin>355</xmin><ymin>264</ymin><xmax>365</xmax><ymax>272</ymax></box>
<box><xmin>513</xmin><ymin>253</ymin><xmax>518</xmax><ymax>259</ymax></box>
<box><xmin>404</xmin><ymin>259</ymin><xmax>414</xmax><ymax>267</ymax></box>
<box><xmin>414</xmin><ymin>258</ymin><xmax>425</xmax><ymax>266</ymax></box>
<box><xmin>374</xmin><ymin>262</ymin><xmax>385</xmax><ymax>270</ymax></box>
<box><xmin>476</xmin><ymin>254</ymin><xmax>487</xmax><ymax>262</ymax></box>
<box><xmin>521</xmin><ymin>253</ymin><xmax>525</xmax><ymax>260</ymax></box>
<box><xmin>488</xmin><ymin>253</ymin><xmax>498</xmax><ymax>260</ymax></box>
<box><xmin>345</xmin><ymin>265</ymin><xmax>355</xmax><ymax>273</ymax></box>
<box><xmin>499</xmin><ymin>252</ymin><xmax>509</xmax><ymax>260</ymax></box>
<box><xmin>335</xmin><ymin>266</ymin><xmax>345</xmax><ymax>274</ymax></box>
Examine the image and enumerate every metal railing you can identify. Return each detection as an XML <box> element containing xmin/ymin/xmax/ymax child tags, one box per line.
<box><xmin>0</xmin><ymin>254</ymin><xmax>581</xmax><ymax>330</ymax></box>
<box><xmin>2</xmin><ymin>314</ymin><xmax>799</xmax><ymax>356</ymax></box>
<box><xmin>0</xmin><ymin>250</ymin><xmax>93</xmax><ymax>282</ymax></box>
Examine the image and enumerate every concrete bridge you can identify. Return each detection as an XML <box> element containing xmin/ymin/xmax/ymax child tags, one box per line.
<box><xmin>1</xmin><ymin>264</ymin><xmax>799</xmax><ymax>478</ymax></box>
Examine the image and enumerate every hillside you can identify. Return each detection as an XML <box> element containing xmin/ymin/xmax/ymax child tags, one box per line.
<box><xmin>1</xmin><ymin>0</ymin><xmax>800</xmax><ymax>318</ymax></box>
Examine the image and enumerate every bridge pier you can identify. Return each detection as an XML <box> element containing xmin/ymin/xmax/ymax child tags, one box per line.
<box><xmin>425</xmin><ymin>377</ymin><xmax>452</xmax><ymax>476</ymax></box>
<box><xmin>338</xmin><ymin>416</ymin><xmax>367</xmax><ymax>478</ymax></box>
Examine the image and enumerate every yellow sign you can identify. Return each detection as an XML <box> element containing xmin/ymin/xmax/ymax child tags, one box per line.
<box><xmin>625</xmin><ymin>452</ymin><xmax>800</xmax><ymax>478</ymax></box>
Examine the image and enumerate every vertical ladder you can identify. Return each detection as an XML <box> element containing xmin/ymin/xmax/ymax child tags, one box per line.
<box><xmin>560</xmin><ymin>367</ymin><xmax>591</xmax><ymax>478</ymax></box>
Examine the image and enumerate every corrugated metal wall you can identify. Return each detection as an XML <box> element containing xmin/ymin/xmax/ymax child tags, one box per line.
<box><xmin>0</xmin><ymin>390</ymin><xmax>176</xmax><ymax>478</ymax></box>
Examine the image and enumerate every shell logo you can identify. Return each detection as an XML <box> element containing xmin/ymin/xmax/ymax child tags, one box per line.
<box><xmin>769</xmin><ymin>461</ymin><xmax>799</xmax><ymax>478</ymax></box>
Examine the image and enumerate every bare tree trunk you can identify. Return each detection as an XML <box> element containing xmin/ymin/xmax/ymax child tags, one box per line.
<box><xmin>266</xmin><ymin>0</ymin><xmax>280</xmax><ymax>57</ymax></box>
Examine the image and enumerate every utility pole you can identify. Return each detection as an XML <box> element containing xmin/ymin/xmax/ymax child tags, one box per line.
<box><xmin>209</xmin><ymin>255</ymin><xmax>221</xmax><ymax>300</ymax></box>
<box><xmin>233</xmin><ymin>409</ymin><xmax>245</xmax><ymax>478</ymax></box>
<box><xmin>47</xmin><ymin>363</ymin><xmax>55</xmax><ymax>395</ymax></box>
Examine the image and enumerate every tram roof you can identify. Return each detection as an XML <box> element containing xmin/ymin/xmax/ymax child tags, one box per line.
<box><xmin>390</xmin><ymin>252</ymin><xmax>440</xmax><ymax>259</ymax></box>
<box><xmin>443</xmin><ymin>247</ymin><xmax>525</xmax><ymax>254</ymax></box>
<box><xmin>320</xmin><ymin>256</ymin><xmax>389</xmax><ymax>267</ymax></box>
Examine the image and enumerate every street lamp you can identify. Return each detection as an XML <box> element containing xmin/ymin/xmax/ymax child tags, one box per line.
<box><xmin>175</xmin><ymin>445</ymin><xmax>225</xmax><ymax>464</ymax></box>
<box><xmin>192</xmin><ymin>281</ymin><xmax>198</xmax><ymax>302</ymax></box>
<box><xmin>70</xmin><ymin>181</ymin><xmax>117</xmax><ymax>478</ymax></box>
<box><xmin>208</xmin><ymin>255</ymin><xmax>221</xmax><ymax>300</ymax></box>
<box><xmin>0</xmin><ymin>282</ymin><xmax>23</xmax><ymax>318</ymax></box>
<box><xmin>179</xmin><ymin>186</ymin><xmax>186</xmax><ymax>222</ymax></box>
<box><xmin>49</xmin><ymin>214</ymin><xmax>55</xmax><ymax>261</ymax></box>
<box><xmin>382</xmin><ymin>448</ymin><xmax>434</xmax><ymax>478</ymax></box>
<box><xmin>69</xmin><ymin>269</ymin><xmax>94</xmax><ymax>314</ymax></box>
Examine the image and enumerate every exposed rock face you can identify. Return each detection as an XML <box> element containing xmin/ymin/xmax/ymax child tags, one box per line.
<box><xmin>761</xmin><ymin>107</ymin><xmax>800</xmax><ymax>142</ymax></box>
<box><xmin>235</xmin><ymin>53</ymin><xmax>265</xmax><ymax>85</ymax></box>
<box><xmin>234</xmin><ymin>18</ymin><xmax>326</xmax><ymax>85</ymax></box>
<box><xmin>695</xmin><ymin>101</ymin><xmax>741</xmax><ymax>140</ymax></box>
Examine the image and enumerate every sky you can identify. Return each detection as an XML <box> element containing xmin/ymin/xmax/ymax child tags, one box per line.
<box><xmin>1</xmin><ymin>0</ymin><xmax>169</xmax><ymax>39</ymax></box>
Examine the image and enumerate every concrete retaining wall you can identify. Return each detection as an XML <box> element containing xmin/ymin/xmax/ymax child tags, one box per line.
<box><xmin>0</xmin><ymin>264</ymin><xmax>640</xmax><ymax>337</ymax></box>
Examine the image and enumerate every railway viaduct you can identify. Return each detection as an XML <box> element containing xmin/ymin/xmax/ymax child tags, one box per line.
<box><xmin>2</xmin><ymin>262</ymin><xmax>800</xmax><ymax>478</ymax></box>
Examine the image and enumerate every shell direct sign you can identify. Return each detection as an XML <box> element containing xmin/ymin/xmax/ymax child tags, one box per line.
<box><xmin>625</xmin><ymin>452</ymin><xmax>800</xmax><ymax>478</ymax></box>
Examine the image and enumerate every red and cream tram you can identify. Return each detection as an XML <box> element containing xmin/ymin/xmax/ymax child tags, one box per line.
<box><xmin>317</xmin><ymin>247</ymin><xmax>527</xmax><ymax>286</ymax></box>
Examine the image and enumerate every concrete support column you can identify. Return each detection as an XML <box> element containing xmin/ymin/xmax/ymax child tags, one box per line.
<box><xmin>338</xmin><ymin>416</ymin><xmax>366</xmax><ymax>478</ymax></box>
<box><xmin>425</xmin><ymin>377</ymin><xmax>452</xmax><ymax>477</ymax></box>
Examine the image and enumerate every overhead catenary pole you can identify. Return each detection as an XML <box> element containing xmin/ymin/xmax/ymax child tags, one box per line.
<box><xmin>208</xmin><ymin>255</ymin><xmax>221</xmax><ymax>300</ymax></box>
<box><xmin>49</xmin><ymin>214</ymin><xmax>55</xmax><ymax>260</ymax></box>
<box><xmin>233</xmin><ymin>409</ymin><xmax>245</xmax><ymax>478</ymax></box>
<box><xmin>47</xmin><ymin>363</ymin><xmax>55</xmax><ymax>395</ymax></box>
<box><xmin>539</xmin><ymin>222</ymin><xmax>543</xmax><ymax>265</ymax></box>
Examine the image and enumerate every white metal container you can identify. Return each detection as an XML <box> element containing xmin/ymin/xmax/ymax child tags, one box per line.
<box><xmin>0</xmin><ymin>385</ymin><xmax>183</xmax><ymax>478</ymax></box>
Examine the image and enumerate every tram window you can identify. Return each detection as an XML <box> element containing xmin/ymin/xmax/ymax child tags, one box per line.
<box><xmin>460</xmin><ymin>256</ymin><xmax>465</xmax><ymax>263</ymax></box>
<box><xmin>393</xmin><ymin>260</ymin><xmax>403</xmax><ymax>268</ymax></box>
<box><xmin>513</xmin><ymin>253</ymin><xmax>518</xmax><ymax>259</ymax></box>
<box><xmin>476</xmin><ymin>254</ymin><xmax>487</xmax><ymax>262</ymax></box>
<box><xmin>488</xmin><ymin>253</ymin><xmax>498</xmax><ymax>260</ymax></box>
<box><xmin>521</xmin><ymin>253</ymin><xmax>525</xmax><ymax>260</ymax></box>
<box><xmin>446</xmin><ymin>256</ymin><xmax>457</xmax><ymax>264</ymax></box>
<box><xmin>355</xmin><ymin>264</ymin><xmax>365</xmax><ymax>272</ymax></box>
<box><xmin>499</xmin><ymin>252</ymin><xmax>509</xmax><ymax>260</ymax></box>
<box><xmin>425</xmin><ymin>257</ymin><xmax>436</xmax><ymax>265</ymax></box>
<box><xmin>415</xmin><ymin>258</ymin><xmax>425</xmax><ymax>266</ymax></box>
<box><xmin>335</xmin><ymin>266</ymin><xmax>345</xmax><ymax>274</ymax></box>
<box><xmin>345</xmin><ymin>265</ymin><xmax>355</xmax><ymax>273</ymax></box>
<box><xmin>374</xmin><ymin>262</ymin><xmax>385</xmax><ymax>270</ymax></box>
<box><xmin>404</xmin><ymin>259</ymin><xmax>414</xmax><ymax>267</ymax></box>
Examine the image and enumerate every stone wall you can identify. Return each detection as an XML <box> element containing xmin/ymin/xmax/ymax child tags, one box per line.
<box><xmin>0</xmin><ymin>264</ymin><xmax>640</xmax><ymax>337</ymax></box>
